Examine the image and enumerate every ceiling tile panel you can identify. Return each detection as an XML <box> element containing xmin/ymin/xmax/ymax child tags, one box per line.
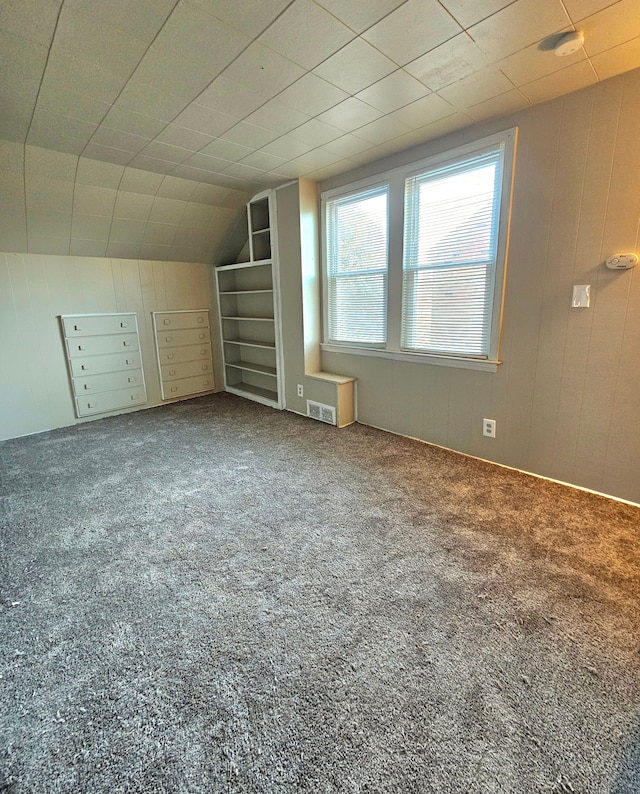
<box><xmin>590</xmin><ymin>36</ymin><xmax>640</xmax><ymax>80</ymax></box>
<box><xmin>313</xmin><ymin>0</ymin><xmax>407</xmax><ymax>34</ymax></box>
<box><xmin>316</xmin><ymin>98</ymin><xmax>383</xmax><ymax>133</ymax></box>
<box><xmin>321</xmin><ymin>134</ymin><xmax>375</xmax><ymax>158</ymax></box>
<box><xmin>152</xmin><ymin>2</ymin><xmax>251</xmax><ymax>71</ymax></box>
<box><xmin>182</xmin><ymin>153</ymin><xmax>233</xmax><ymax>172</ymax></box>
<box><xmin>101</xmin><ymin>107</ymin><xmax>168</xmax><ymax>139</ymax></box>
<box><xmin>519</xmin><ymin>60</ymin><xmax>599</xmax><ymax>103</ymax></box>
<box><xmin>106</xmin><ymin>241</ymin><xmax>142</xmax><ymax>258</ymax></box>
<box><xmin>127</xmin><ymin>155</ymin><xmax>178</xmax><ymax>175</ymax></box>
<box><xmin>71</xmin><ymin>214</ymin><xmax>113</xmax><ymax>240</ymax></box>
<box><xmin>0</xmin><ymin>103</ymin><xmax>32</xmax><ymax>142</ymax></box>
<box><xmin>81</xmin><ymin>143</ymin><xmax>136</xmax><ymax>167</ymax></box>
<box><xmin>468</xmin><ymin>0</ymin><xmax>571</xmax><ymax>60</ymax></box>
<box><xmin>76</xmin><ymin>159</ymin><xmax>125</xmax><ymax>190</ymax></box>
<box><xmin>156</xmin><ymin>175</ymin><xmax>199</xmax><ymax>201</ymax></box>
<box><xmin>155</xmin><ymin>125</ymin><xmax>214</xmax><ymax>151</ymax></box>
<box><xmin>119</xmin><ymin>167</ymin><xmax>164</xmax><ymax>195</ymax></box>
<box><xmin>465</xmin><ymin>88</ymin><xmax>530</xmax><ymax>121</ymax></box>
<box><xmin>405</xmin><ymin>33</ymin><xmax>490</xmax><ymax>91</ymax></box>
<box><xmin>25</xmin><ymin>175</ymin><xmax>74</xmax><ymax>214</ymax></box>
<box><xmin>42</xmin><ymin>50</ymin><xmax>134</xmax><ymax>105</ymax></box>
<box><xmin>438</xmin><ymin>0</ymin><xmax>518</xmax><ymax>28</ymax></box>
<box><xmin>0</xmin><ymin>31</ymin><xmax>48</xmax><ymax>110</ymax></box>
<box><xmin>564</xmin><ymin>0</ymin><xmax>624</xmax><ymax>22</ymax></box>
<box><xmin>196</xmin><ymin>76</ymin><xmax>269</xmax><ymax>118</ymax></box>
<box><xmin>170</xmin><ymin>164</ymin><xmax>221</xmax><ymax>183</ymax></box>
<box><xmin>238</xmin><ymin>150</ymin><xmax>287</xmax><ymax>171</ymax></box>
<box><xmin>362</xmin><ymin>0</ymin><xmax>463</xmax><ymax>66</ymax></box>
<box><xmin>70</xmin><ymin>239</ymin><xmax>108</xmax><ymax>257</ymax></box>
<box><xmin>276</xmin><ymin>73</ymin><xmax>350</xmax><ymax>116</ymax></box>
<box><xmin>220</xmin><ymin>122</ymin><xmax>279</xmax><ymax>149</ymax></box>
<box><xmin>200</xmin><ymin>138</ymin><xmax>254</xmax><ymax>162</ymax></box>
<box><xmin>189</xmin><ymin>183</ymin><xmax>231</xmax><ymax>206</ymax></box>
<box><xmin>132</xmin><ymin>48</ymin><xmax>219</xmax><ymax>100</ymax></box>
<box><xmin>149</xmin><ymin>196</ymin><xmax>187</xmax><ymax>224</ymax></box>
<box><xmin>90</xmin><ymin>128</ymin><xmax>151</xmax><ymax>155</ymax></box>
<box><xmin>35</xmin><ymin>89</ymin><xmax>111</xmax><ymax>126</ymax></box>
<box><xmin>0</xmin><ymin>0</ymin><xmax>62</xmax><ymax>46</ymax></box>
<box><xmin>356</xmin><ymin>70</ymin><xmax>430</xmax><ymax>113</ymax></box>
<box><xmin>143</xmin><ymin>222</ymin><xmax>178</xmax><ymax>245</ymax></box>
<box><xmin>258</xmin><ymin>136</ymin><xmax>315</xmax><ymax>159</ymax></box>
<box><xmin>62</xmin><ymin>0</ymin><xmax>176</xmax><ymax>44</ymax></box>
<box><xmin>259</xmin><ymin>0</ymin><xmax>354</xmax><ymax>69</ymax></box>
<box><xmin>437</xmin><ymin>67</ymin><xmax>515</xmax><ymax>108</ymax></box>
<box><xmin>188</xmin><ymin>0</ymin><xmax>292</xmax><ymax>38</ymax></box>
<box><xmin>580</xmin><ymin>0</ymin><xmax>640</xmax><ymax>56</ymax></box>
<box><xmin>313</xmin><ymin>38</ymin><xmax>397</xmax><ymax>93</ymax></box>
<box><xmin>351</xmin><ymin>115</ymin><xmax>412</xmax><ymax>144</ymax></box>
<box><xmin>222</xmin><ymin>162</ymin><xmax>267</xmax><ymax>180</ymax></box>
<box><xmin>390</xmin><ymin>93</ymin><xmax>457</xmax><ymax>128</ymax></box>
<box><xmin>28</xmin><ymin>111</ymin><xmax>98</xmax><ymax>145</ymax></box>
<box><xmin>173</xmin><ymin>104</ymin><xmax>239</xmax><ymax>136</ymax></box>
<box><xmin>115</xmin><ymin>84</ymin><xmax>190</xmax><ymax>122</ymax></box>
<box><xmin>289</xmin><ymin>118</ymin><xmax>344</xmax><ymax>147</ymax></box>
<box><xmin>24</xmin><ymin>147</ymin><xmax>77</xmax><ymax>182</ymax></box>
<box><xmin>72</xmin><ymin>184</ymin><xmax>118</xmax><ymax>217</ymax></box>
<box><xmin>501</xmin><ymin>40</ymin><xmax>588</xmax><ymax>87</ymax></box>
<box><xmin>222</xmin><ymin>43</ymin><xmax>305</xmax><ymax>95</ymax></box>
<box><xmin>113</xmin><ymin>191</ymin><xmax>155</xmax><ymax>220</ymax></box>
<box><xmin>243</xmin><ymin>101</ymin><xmax>311</xmax><ymax>135</ymax></box>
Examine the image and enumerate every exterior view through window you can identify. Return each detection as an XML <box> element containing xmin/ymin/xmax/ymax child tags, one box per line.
<box><xmin>322</xmin><ymin>129</ymin><xmax>516</xmax><ymax>370</ymax></box>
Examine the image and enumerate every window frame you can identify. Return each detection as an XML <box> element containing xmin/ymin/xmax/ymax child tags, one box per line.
<box><xmin>320</xmin><ymin>128</ymin><xmax>517</xmax><ymax>373</ymax></box>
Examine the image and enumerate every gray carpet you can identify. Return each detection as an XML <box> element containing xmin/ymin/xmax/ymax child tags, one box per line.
<box><xmin>1</xmin><ymin>393</ymin><xmax>639</xmax><ymax>793</ymax></box>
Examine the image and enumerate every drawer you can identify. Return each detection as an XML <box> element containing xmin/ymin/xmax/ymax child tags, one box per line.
<box><xmin>156</xmin><ymin>328</ymin><xmax>211</xmax><ymax>348</ymax></box>
<box><xmin>69</xmin><ymin>351</ymin><xmax>142</xmax><ymax>377</ymax></box>
<box><xmin>67</xmin><ymin>333</ymin><xmax>139</xmax><ymax>358</ymax></box>
<box><xmin>154</xmin><ymin>311</ymin><xmax>209</xmax><ymax>331</ymax></box>
<box><xmin>72</xmin><ymin>368</ymin><xmax>144</xmax><ymax>397</ymax></box>
<box><xmin>162</xmin><ymin>373</ymin><xmax>214</xmax><ymax>400</ymax></box>
<box><xmin>157</xmin><ymin>344</ymin><xmax>211</xmax><ymax>366</ymax></box>
<box><xmin>161</xmin><ymin>359</ymin><xmax>212</xmax><ymax>382</ymax></box>
<box><xmin>62</xmin><ymin>313</ymin><xmax>136</xmax><ymax>337</ymax></box>
<box><xmin>76</xmin><ymin>387</ymin><xmax>147</xmax><ymax>417</ymax></box>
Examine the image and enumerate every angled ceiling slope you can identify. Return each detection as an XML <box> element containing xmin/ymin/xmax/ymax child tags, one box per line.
<box><xmin>1</xmin><ymin>0</ymin><xmax>639</xmax><ymax>261</ymax></box>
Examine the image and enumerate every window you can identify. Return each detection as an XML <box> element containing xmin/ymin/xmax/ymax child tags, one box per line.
<box><xmin>325</xmin><ymin>185</ymin><xmax>388</xmax><ymax>346</ymax></box>
<box><xmin>402</xmin><ymin>148</ymin><xmax>504</xmax><ymax>357</ymax></box>
<box><xmin>322</xmin><ymin>129</ymin><xmax>516</xmax><ymax>372</ymax></box>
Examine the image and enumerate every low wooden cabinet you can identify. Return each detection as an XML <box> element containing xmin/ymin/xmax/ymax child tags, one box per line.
<box><xmin>152</xmin><ymin>310</ymin><xmax>215</xmax><ymax>401</ymax></box>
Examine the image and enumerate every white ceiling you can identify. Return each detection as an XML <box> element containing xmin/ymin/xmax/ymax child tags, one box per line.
<box><xmin>2</xmin><ymin>0</ymin><xmax>640</xmax><ymax>194</ymax></box>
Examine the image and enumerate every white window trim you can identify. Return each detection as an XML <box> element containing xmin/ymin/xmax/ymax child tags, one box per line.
<box><xmin>320</xmin><ymin>128</ymin><xmax>517</xmax><ymax>372</ymax></box>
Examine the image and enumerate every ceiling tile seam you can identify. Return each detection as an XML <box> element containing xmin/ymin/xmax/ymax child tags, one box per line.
<box><xmin>20</xmin><ymin>142</ymin><xmax>28</xmax><ymax>253</ymax></box>
<box><xmin>77</xmin><ymin>0</ymin><xmax>182</xmax><ymax>162</ymax></box>
<box><xmin>23</xmin><ymin>0</ymin><xmax>65</xmax><ymax>254</ymax></box>
<box><xmin>136</xmin><ymin>0</ymin><xmax>302</xmax><ymax>167</ymax></box>
<box><xmin>434</xmin><ymin>0</ymin><xmax>518</xmax><ymax>31</ymax></box>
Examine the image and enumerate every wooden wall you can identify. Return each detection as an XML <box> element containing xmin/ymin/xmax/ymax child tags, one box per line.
<box><xmin>320</xmin><ymin>69</ymin><xmax>640</xmax><ymax>504</ymax></box>
<box><xmin>0</xmin><ymin>253</ymin><xmax>219</xmax><ymax>439</ymax></box>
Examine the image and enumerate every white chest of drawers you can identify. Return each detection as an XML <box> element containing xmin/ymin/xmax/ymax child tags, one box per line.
<box><xmin>60</xmin><ymin>313</ymin><xmax>147</xmax><ymax>417</ymax></box>
<box><xmin>152</xmin><ymin>310</ymin><xmax>215</xmax><ymax>401</ymax></box>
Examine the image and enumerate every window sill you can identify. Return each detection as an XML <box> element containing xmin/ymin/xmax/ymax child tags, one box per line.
<box><xmin>320</xmin><ymin>343</ymin><xmax>500</xmax><ymax>372</ymax></box>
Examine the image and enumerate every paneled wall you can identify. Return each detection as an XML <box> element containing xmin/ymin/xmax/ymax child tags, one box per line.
<box><xmin>320</xmin><ymin>68</ymin><xmax>640</xmax><ymax>504</ymax></box>
<box><xmin>0</xmin><ymin>253</ymin><xmax>219</xmax><ymax>440</ymax></box>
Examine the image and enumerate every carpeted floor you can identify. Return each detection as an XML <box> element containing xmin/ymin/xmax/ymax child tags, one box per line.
<box><xmin>1</xmin><ymin>393</ymin><xmax>639</xmax><ymax>793</ymax></box>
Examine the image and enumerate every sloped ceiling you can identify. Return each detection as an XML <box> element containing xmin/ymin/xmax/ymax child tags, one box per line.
<box><xmin>1</xmin><ymin>0</ymin><xmax>640</xmax><ymax>261</ymax></box>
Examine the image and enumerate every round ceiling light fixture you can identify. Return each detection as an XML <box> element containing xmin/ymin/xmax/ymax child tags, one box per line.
<box><xmin>554</xmin><ymin>30</ymin><xmax>584</xmax><ymax>57</ymax></box>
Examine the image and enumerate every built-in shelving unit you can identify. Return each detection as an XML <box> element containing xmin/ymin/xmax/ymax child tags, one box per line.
<box><xmin>216</xmin><ymin>190</ymin><xmax>283</xmax><ymax>409</ymax></box>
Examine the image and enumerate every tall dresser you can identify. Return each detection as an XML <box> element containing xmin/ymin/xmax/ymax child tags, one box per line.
<box><xmin>61</xmin><ymin>312</ymin><xmax>147</xmax><ymax>417</ymax></box>
<box><xmin>152</xmin><ymin>310</ymin><xmax>215</xmax><ymax>401</ymax></box>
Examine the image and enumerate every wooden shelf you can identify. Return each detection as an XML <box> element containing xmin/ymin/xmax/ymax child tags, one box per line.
<box><xmin>225</xmin><ymin>361</ymin><xmax>277</xmax><ymax>377</ymax></box>
<box><xmin>219</xmin><ymin>289</ymin><xmax>273</xmax><ymax>295</ymax></box>
<box><xmin>227</xmin><ymin>383</ymin><xmax>278</xmax><ymax>404</ymax></box>
<box><xmin>221</xmin><ymin>315</ymin><xmax>274</xmax><ymax>322</ymax></box>
<box><xmin>222</xmin><ymin>338</ymin><xmax>276</xmax><ymax>350</ymax></box>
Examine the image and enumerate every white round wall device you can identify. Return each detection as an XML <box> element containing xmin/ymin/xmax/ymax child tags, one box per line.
<box><xmin>554</xmin><ymin>31</ymin><xmax>584</xmax><ymax>57</ymax></box>
<box><xmin>605</xmin><ymin>253</ymin><xmax>638</xmax><ymax>270</ymax></box>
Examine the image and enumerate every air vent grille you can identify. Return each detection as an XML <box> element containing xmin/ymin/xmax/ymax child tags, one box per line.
<box><xmin>306</xmin><ymin>400</ymin><xmax>336</xmax><ymax>425</ymax></box>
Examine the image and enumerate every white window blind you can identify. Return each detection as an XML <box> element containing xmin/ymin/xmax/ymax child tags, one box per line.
<box><xmin>325</xmin><ymin>185</ymin><xmax>388</xmax><ymax>346</ymax></box>
<box><xmin>402</xmin><ymin>147</ymin><xmax>505</xmax><ymax>358</ymax></box>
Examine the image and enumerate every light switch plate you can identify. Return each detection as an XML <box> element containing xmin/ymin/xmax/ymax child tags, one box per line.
<box><xmin>572</xmin><ymin>284</ymin><xmax>590</xmax><ymax>308</ymax></box>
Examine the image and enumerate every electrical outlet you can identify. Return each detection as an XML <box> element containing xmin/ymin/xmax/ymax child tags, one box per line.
<box><xmin>483</xmin><ymin>418</ymin><xmax>496</xmax><ymax>438</ymax></box>
<box><xmin>297</xmin><ymin>384</ymin><xmax>304</xmax><ymax>398</ymax></box>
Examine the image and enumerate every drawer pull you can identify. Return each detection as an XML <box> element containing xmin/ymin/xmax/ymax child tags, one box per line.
<box><xmin>130</xmin><ymin>393</ymin><xmax>138</xmax><ymax>400</ymax></box>
<box><xmin>77</xmin><ymin>345</ymin><xmax>85</xmax><ymax>351</ymax></box>
<box><xmin>170</xmin><ymin>386</ymin><xmax>178</xmax><ymax>393</ymax></box>
<box><xmin>123</xmin><ymin>341</ymin><xmax>131</xmax><ymax>347</ymax></box>
<box><xmin>127</xmin><ymin>376</ymin><xmax>136</xmax><ymax>383</ymax></box>
<box><xmin>125</xmin><ymin>359</ymin><xmax>133</xmax><ymax>365</ymax></box>
<box><xmin>163</xmin><ymin>319</ymin><xmax>170</xmax><ymax>325</ymax></box>
<box><xmin>169</xmin><ymin>369</ymin><xmax>176</xmax><ymax>376</ymax></box>
<box><xmin>198</xmin><ymin>333</ymin><xmax>205</xmax><ymax>339</ymax></box>
<box><xmin>120</xmin><ymin>322</ymin><xmax>128</xmax><ymax>328</ymax></box>
<box><xmin>197</xmin><ymin>317</ymin><xmax>204</xmax><ymax>323</ymax></box>
<box><xmin>165</xmin><ymin>336</ymin><xmax>172</xmax><ymax>342</ymax></box>
<box><xmin>200</xmin><ymin>348</ymin><xmax>206</xmax><ymax>354</ymax></box>
<box><xmin>167</xmin><ymin>353</ymin><xmax>174</xmax><ymax>360</ymax></box>
<box><xmin>74</xmin><ymin>324</ymin><xmax>82</xmax><ymax>331</ymax></box>
<box><xmin>81</xmin><ymin>364</ymin><xmax>89</xmax><ymax>371</ymax></box>
<box><xmin>83</xmin><ymin>384</ymin><xmax>91</xmax><ymax>390</ymax></box>
<box><xmin>87</xmin><ymin>402</ymin><xmax>95</xmax><ymax>409</ymax></box>
<box><xmin>201</xmin><ymin>365</ymin><xmax>207</xmax><ymax>371</ymax></box>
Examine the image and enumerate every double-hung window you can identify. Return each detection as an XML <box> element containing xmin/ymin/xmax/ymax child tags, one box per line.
<box><xmin>324</xmin><ymin>185</ymin><xmax>389</xmax><ymax>346</ymax></box>
<box><xmin>321</xmin><ymin>129</ymin><xmax>516</xmax><ymax>372</ymax></box>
